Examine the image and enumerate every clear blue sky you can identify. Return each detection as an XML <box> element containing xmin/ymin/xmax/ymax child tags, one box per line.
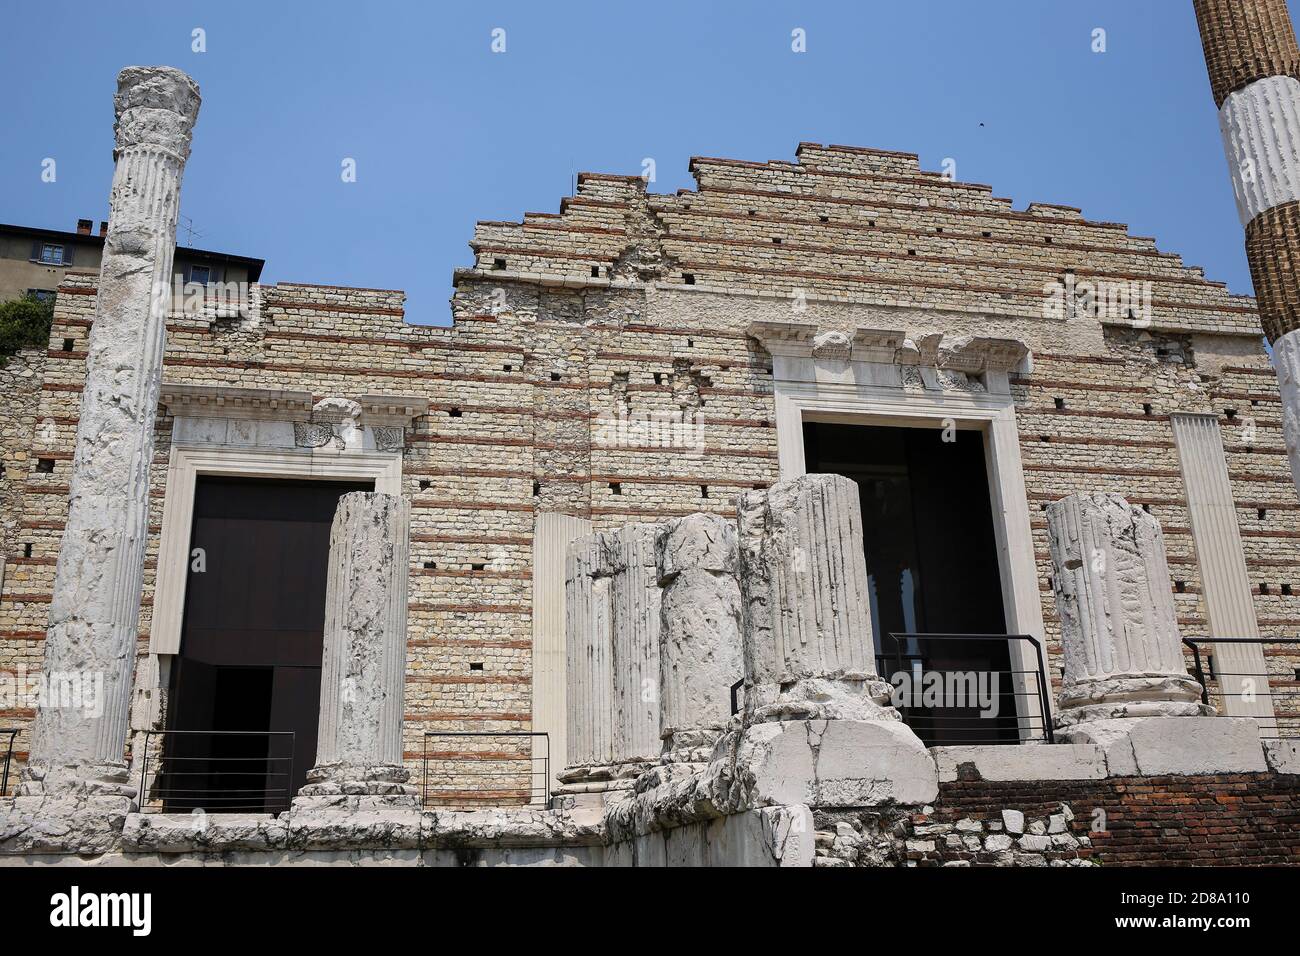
<box><xmin>2</xmin><ymin>1</ymin><xmax>1280</xmax><ymax>325</ymax></box>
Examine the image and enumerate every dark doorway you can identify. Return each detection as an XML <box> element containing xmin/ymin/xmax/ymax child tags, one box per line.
<box><xmin>162</xmin><ymin>476</ymin><xmax>372</xmax><ymax>812</ymax></box>
<box><xmin>802</xmin><ymin>421</ymin><xmax>1018</xmax><ymax>745</ymax></box>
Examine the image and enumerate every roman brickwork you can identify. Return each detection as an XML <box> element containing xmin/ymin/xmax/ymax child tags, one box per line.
<box><xmin>817</xmin><ymin>773</ymin><xmax>1300</xmax><ymax>867</ymax></box>
<box><xmin>0</xmin><ymin>140</ymin><xmax>1296</xmax><ymax>799</ymax></box>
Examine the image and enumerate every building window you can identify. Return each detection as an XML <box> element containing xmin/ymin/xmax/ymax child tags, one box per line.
<box><xmin>26</xmin><ymin>289</ymin><xmax>56</xmax><ymax>302</ymax></box>
<box><xmin>188</xmin><ymin>265</ymin><xmax>212</xmax><ymax>285</ymax></box>
<box><xmin>39</xmin><ymin>244</ymin><xmax>65</xmax><ymax>265</ymax></box>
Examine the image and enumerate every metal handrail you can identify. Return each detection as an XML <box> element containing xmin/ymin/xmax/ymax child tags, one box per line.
<box><xmin>422</xmin><ymin>731</ymin><xmax>550</xmax><ymax>809</ymax></box>
<box><xmin>0</xmin><ymin>729</ymin><xmax>18</xmax><ymax>796</ymax></box>
<box><xmin>1182</xmin><ymin>637</ymin><xmax>1299</xmax><ymax>738</ymax></box>
<box><xmin>137</xmin><ymin>729</ymin><xmax>296</xmax><ymax>814</ymax></box>
<box><xmin>880</xmin><ymin>632</ymin><xmax>1055</xmax><ymax>745</ymax></box>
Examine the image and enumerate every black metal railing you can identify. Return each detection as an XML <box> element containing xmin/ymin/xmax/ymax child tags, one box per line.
<box><xmin>1183</xmin><ymin>637</ymin><xmax>1300</xmax><ymax>739</ymax></box>
<box><xmin>876</xmin><ymin>633</ymin><xmax>1055</xmax><ymax>746</ymax></box>
<box><xmin>729</xmin><ymin>678</ymin><xmax>744</xmax><ymax>717</ymax></box>
<box><xmin>136</xmin><ymin>730</ymin><xmax>296</xmax><ymax>814</ymax></box>
<box><xmin>0</xmin><ymin>729</ymin><xmax>18</xmax><ymax>796</ymax></box>
<box><xmin>422</xmin><ymin>731</ymin><xmax>550</xmax><ymax>809</ymax></box>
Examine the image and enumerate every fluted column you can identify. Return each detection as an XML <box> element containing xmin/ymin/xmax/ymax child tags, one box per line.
<box><xmin>736</xmin><ymin>474</ymin><xmax>894</xmax><ymax>722</ymax></box>
<box><xmin>655</xmin><ymin>514</ymin><xmax>743</xmax><ymax>761</ymax></box>
<box><xmin>27</xmin><ymin>67</ymin><xmax>200</xmax><ymax>789</ymax></box>
<box><xmin>1193</xmin><ymin>0</ymin><xmax>1300</xmax><ymax>495</ymax></box>
<box><xmin>608</xmin><ymin>524</ymin><xmax>662</xmax><ymax>766</ymax></box>
<box><xmin>299</xmin><ymin>492</ymin><xmax>412</xmax><ymax>800</ymax></box>
<box><xmin>1046</xmin><ymin>492</ymin><xmax>1211</xmax><ymax>725</ymax></box>
<box><xmin>563</xmin><ymin>534</ymin><xmax>613</xmax><ymax>774</ymax></box>
<box><xmin>560</xmin><ymin>523</ymin><xmax>662</xmax><ymax>791</ymax></box>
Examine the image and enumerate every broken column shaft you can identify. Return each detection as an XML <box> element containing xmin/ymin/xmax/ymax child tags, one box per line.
<box><xmin>561</xmin><ymin>523</ymin><xmax>662</xmax><ymax>791</ymax></box>
<box><xmin>655</xmin><ymin>514</ymin><xmax>743</xmax><ymax>761</ymax></box>
<box><xmin>300</xmin><ymin>492</ymin><xmax>413</xmax><ymax>799</ymax></box>
<box><xmin>27</xmin><ymin>67</ymin><xmax>200</xmax><ymax>788</ymax></box>
<box><xmin>736</xmin><ymin>473</ymin><xmax>893</xmax><ymax>721</ymax></box>
<box><xmin>1046</xmin><ymin>492</ymin><xmax>1210</xmax><ymax>724</ymax></box>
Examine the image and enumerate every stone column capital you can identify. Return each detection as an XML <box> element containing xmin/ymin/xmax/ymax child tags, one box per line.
<box><xmin>113</xmin><ymin>66</ymin><xmax>201</xmax><ymax>161</ymax></box>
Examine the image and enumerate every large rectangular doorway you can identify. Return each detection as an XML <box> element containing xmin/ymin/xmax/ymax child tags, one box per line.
<box><xmin>802</xmin><ymin>421</ymin><xmax>1019</xmax><ymax>745</ymax></box>
<box><xmin>162</xmin><ymin>476</ymin><xmax>372</xmax><ymax>812</ymax></box>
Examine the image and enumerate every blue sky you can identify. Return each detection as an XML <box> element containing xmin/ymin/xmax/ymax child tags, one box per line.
<box><xmin>1</xmin><ymin>1</ymin><xmax>1278</xmax><ymax>325</ymax></box>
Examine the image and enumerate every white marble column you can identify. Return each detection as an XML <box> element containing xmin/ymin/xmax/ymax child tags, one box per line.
<box><xmin>560</xmin><ymin>523</ymin><xmax>662</xmax><ymax>790</ymax></box>
<box><xmin>655</xmin><ymin>514</ymin><xmax>743</xmax><ymax>761</ymax></box>
<box><xmin>607</xmin><ymin>524</ymin><xmax>662</xmax><ymax>766</ymax></box>
<box><xmin>736</xmin><ymin>473</ymin><xmax>894</xmax><ymax>722</ymax></box>
<box><xmin>299</xmin><ymin>492</ymin><xmax>413</xmax><ymax>801</ymax></box>
<box><xmin>27</xmin><ymin>67</ymin><xmax>200</xmax><ymax>791</ymax></box>
<box><xmin>563</xmin><ymin>534</ymin><xmax>613</xmax><ymax>775</ymax></box>
<box><xmin>1046</xmin><ymin>492</ymin><xmax>1210</xmax><ymax>725</ymax></box>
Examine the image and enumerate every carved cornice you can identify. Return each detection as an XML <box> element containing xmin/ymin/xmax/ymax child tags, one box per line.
<box><xmin>747</xmin><ymin>320</ymin><xmax>1028</xmax><ymax>374</ymax></box>
<box><xmin>159</xmin><ymin>383</ymin><xmax>428</xmax><ymax>426</ymax></box>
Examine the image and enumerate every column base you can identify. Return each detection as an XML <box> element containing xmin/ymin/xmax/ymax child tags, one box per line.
<box><xmin>746</xmin><ymin>676</ymin><xmax>898</xmax><ymax>723</ymax></box>
<box><xmin>292</xmin><ymin>763</ymin><xmax>418</xmax><ymax>811</ymax></box>
<box><xmin>1057</xmin><ymin>698</ymin><xmax>1214</xmax><ymax>727</ymax></box>
<box><xmin>707</xmin><ymin>718</ymin><xmax>937</xmax><ymax>810</ymax></box>
<box><xmin>1059</xmin><ymin>674</ymin><xmax>1209</xmax><ymax>720</ymax></box>
<box><xmin>0</xmin><ymin>761</ymin><xmax>136</xmax><ymax>854</ymax></box>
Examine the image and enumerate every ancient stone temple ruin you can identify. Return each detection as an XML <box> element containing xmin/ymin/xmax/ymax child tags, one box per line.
<box><xmin>0</xmin><ymin>47</ymin><xmax>1299</xmax><ymax>865</ymax></box>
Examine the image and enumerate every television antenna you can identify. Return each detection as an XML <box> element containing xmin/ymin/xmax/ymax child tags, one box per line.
<box><xmin>179</xmin><ymin>214</ymin><xmax>204</xmax><ymax>247</ymax></box>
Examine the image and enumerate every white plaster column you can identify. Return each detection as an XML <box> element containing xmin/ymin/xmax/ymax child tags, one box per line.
<box><xmin>1276</xmin><ymin>330</ymin><xmax>1300</xmax><ymax>506</ymax></box>
<box><xmin>298</xmin><ymin>492</ymin><xmax>413</xmax><ymax>802</ymax></box>
<box><xmin>27</xmin><ymin>67</ymin><xmax>200</xmax><ymax>790</ymax></box>
<box><xmin>655</xmin><ymin>514</ymin><xmax>743</xmax><ymax>761</ymax></box>
<box><xmin>736</xmin><ymin>473</ymin><xmax>894</xmax><ymax>722</ymax></box>
<box><xmin>1045</xmin><ymin>492</ymin><xmax>1211</xmax><ymax>724</ymax></box>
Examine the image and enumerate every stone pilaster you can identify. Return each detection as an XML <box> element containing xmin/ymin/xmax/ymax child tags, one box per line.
<box><xmin>1046</xmin><ymin>492</ymin><xmax>1211</xmax><ymax>726</ymax></box>
<box><xmin>295</xmin><ymin>492</ymin><xmax>414</xmax><ymax>807</ymax></box>
<box><xmin>736</xmin><ymin>473</ymin><xmax>893</xmax><ymax>721</ymax></box>
<box><xmin>655</xmin><ymin>514</ymin><xmax>743</xmax><ymax>763</ymax></box>
<box><xmin>25</xmin><ymin>67</ymin><xmax>200</xmax><ymax>797</ymax></box>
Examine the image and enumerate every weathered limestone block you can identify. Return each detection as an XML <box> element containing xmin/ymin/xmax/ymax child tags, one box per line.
<box><xmin>736</xmin><ymin>473</ymin><xmax>894</xmax><ymax>721</ymax></box>
<box><xmin>3</xmin><ymin>67</ymin><xmax>200</xmax><ymax>853</ymax></box>
<box><xmin>655</xmin><ymin>514</ymin><xmax>743</xmax><ymax>761</ymax></box>
<box><xmin>296</xmin><ymin>492</ymin><xmax>414</xmax><ymax>807</ymax></box>
<box><xmin>560</xmin><ymin>523</ymin><xmax>662</xmax><ymax>789</ymax></box>
<box><xmin>1045</xmin><ymin>492</ymin><xmax>1210</xmax><ymax>726</ymax></box>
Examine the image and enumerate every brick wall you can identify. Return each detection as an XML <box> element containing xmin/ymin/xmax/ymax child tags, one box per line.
<box><xmin>816</xmin><ymin>772</ymin><xmax>1300</xmax><ymax>866</ymax></box>
<box><xmin>1</xmin><ymin>142</ymin><xmax>1297</xmax><ymax>796</ymax></box>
